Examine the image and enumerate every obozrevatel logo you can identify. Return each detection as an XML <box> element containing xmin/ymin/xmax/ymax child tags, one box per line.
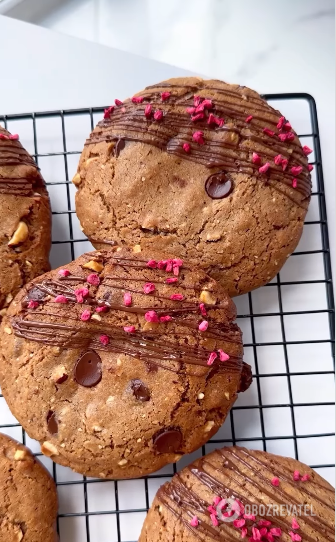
<box><xmin>216</xmin><ymin>497</ymin><xmax>243</xmax><ymax>522</ymax></box>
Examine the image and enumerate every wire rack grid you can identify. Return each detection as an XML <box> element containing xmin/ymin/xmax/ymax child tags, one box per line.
<box><xmin>0</xmin><ymin>93</ymin><xmax>335</xmax><ymax>542</ymax></box>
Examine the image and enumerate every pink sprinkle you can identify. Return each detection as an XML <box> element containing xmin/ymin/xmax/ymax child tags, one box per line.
<box><xmin>308</xmin><ymin>164</ymin><xmax>314</xmax><ymax>172</ymax></box>
<box><xmin>219</xmin><ymin>350</ymin><xmax>230</xmax><ymax>362</ymax></box>
<box><xmin>291</xmin><ymin>166</ymin><xmax>303</xmax><ymax>176</ymax></box>
<box><xmin>303</xmin><ymin>145</ymin><xmax>313</xmax><ymax>155</ymax></box>
<box><xmin>192</xmin><ymin>131</ymin><xmax>205</xmax><ymax>145</ymax></box>
<box><xmin>143</xmin><ymin>282</ymin><xmax>155</xmax><ymax>294</ymax></box>
<box><xmin>157</xmin><ymin>260</ymin><xmax>167</xmax><ymax>270</ymax></box>
<box><xmin>232</xmin><ymin>500</ymin><xmax>245</xmax><ymax>515</ymax></box>
<box><xmin>241</xmin><ymin>528</ymin><xmax>248</xmax><ymax>539</ymax></box>
<box><xmin>9</xmin><ymin>134</ymin><xmax>19</xmax><ymax>140</ymax></box>
<box><xmin>292</xmin><ymin>518</ymin><xmax>300</xmax><ymax>530</ymax></box>
<box><xmin>132</xmin><ymin>96</ymin><xmax>144</xmax><ymax>103</ymax></box>
<box><xmin>223</xmin><ymin>510</ymin><xmax>234</xmax><ymax>517</ymax></box>
<box><xmin>147</xmin><ymin>259</ymin><xmax>157</xmax><ymax>269</ymax></box>
<box><xmin>154</xmin><ymin>110</ymin><xmax>163</xmax><ymax>121</ymax></box>
<box><xmin>173</xmin><ymin>258</ymin><xmax>183</xmax><ymax>269</ymax></box>
<box><xmin>145</xmin><ymin>104</ymin><xmax>152</xmax><ymax>118</ymax></box>
<box><xmin>0</xmin><ymin>134</ymin><xmax>9</xmax><ymax>139</ymax></box>
<box><xmin>145</xmin><ymin>311</ymin><xmax>159</xmax><ymax>323</ymax></box>
<box><xmin>104</xmin><ymin>106</ymin><xmax>114</xmax><ymax>119</ymax></box>
<box><xmin>96</xmin><ymin>305</ymin><xmax>108</xmax><ymax>313</ymax></box>
<box><xmin>192</xmin><ymin>113</ymin><xmax>204</xmax><ymax>122</ymax></box>
<box><xmin>207</xmin><ymin>352</ymin><xmax>218</xmax><ymax>366</ymax></box>
<box><xmin>252</xmin><ymin>152</ymin><xmax>261</xmax><ymax>165</ymax></box>
<box><xmin>289</xmin><ymin>532</ymin><xmax>302</xmax><ymax>542</ymax></box>
<box><xmin>246</xmin><ymin>115</ymin><xmax>253</xmax><ymax>123</ymax></box>
<box><xmin>210</xmin><ymin>514</ymin><xmax>219</xmax><ymax>527</ymax></box>
<box><xmin>194</xmin><ymin>95</ymin><xmax>202</xmax><ymax>107</ymax></box>
<box><xmin>165</xmin><ymin>260</ymin><xmax>173</xmax><ymax>272</ymax></box>
<box><xmin>75</xmin><ymin>287</ymin><xmax>89</xmax><ymax>303</ymax></box>
<box><xmin>282</xmin><ymin>158</ymin><xmax>289</xmax><ymax>171</ymax></box>
<box><xmin>166</xmin><ymin>277</ymin><xmax>178</xmax><ymax>284</ymax></box>
<box><xmin>115</xmin><ymin>99</ymin><xmax>123</xmax><ymax>106</ymax></box>
<box><xmin>263</xmin><ymin>128</ymin><xmax>275</xmax><ymax>137</ymax></box>
<box><xmin>277</xmin><ymin>116</ymin><xmax>286</xmax><ymax>130</ymax></box>
<box><xmin>183</xmin><ymin>142</ymin><xmax>191</xmax><ymax>153</ymax></box>
<box><xmin>160</xmin><ymin>315</ymin><xmax>172</xmax><ymax>322</ymax></box>
<box><xmin>293</xmin><ymin>470</ymin><xmax>300</xmax><ymax>481</ymax></box>
<box><xmin>170</xmin><ymin>294</ymin><xmax>184</xmax><ymax>301</ymax></box>
<box><xmin>244</xmin><ymin>514</ymin><xmax>256</xmax><ymax>521</ymax></box>
<box><xmin>252</xmin><ymin>527</ymin><xmax>261</xmax><ymax>541</ymax></box>
<box><xmin>190</xmin><ymin>516</ymin><xmax>199</xmax><ymax>527</ymax></box>
<box><xmin>271</xmin><ymin>477</ymin><xmax>280</xmax><ymax>486</ymax></box>
<box><xmin>274</xmin><ymin>154</ymin><xmax>283</xmax><ymax>166</ymax></box>
<box><xmin>199</xmin><ymin>321</ymin><xmax>209</xmax><ymax>332</ymax></box>
<box><xmin>186</xmin><ymin>107</ymin><xmax>196</xmax><ymax>114</ymax></box>
<box><xmin>284</xmin><ymin>121</ymin><xmax>292</xmax><ymax>131</ymax></box>
<box><xmin>292</xmin><ymin>179</ymin><xmax>298</xmax><ymax>188</ymax></box>
<box><xmin>124</xmin><ymin>293</ymin><xmax>132</xmax><ymax>306</ymax></box>
<box><xmin>207</xmin><ymin>506</ymin><xmax>216</xmax><ymax>515</ymax></box>
<box><xmin>199</xmin><ymin>303</ymin><xmax>207</xmax><ymax>317</ymax></box>
<box><xmin>213</xmin><ymin>496</ymin><xmax>221</xmax><ymax>506</ymax></box>
<box><xmin>234</xmin><ymin>519</ymin><xmax>246</xmax><ymax>528</ymax></box>
<box><xmin>99</xmin><ymin>335</ymin><xmax>109</xmax><ymax>346</ymax></box>
<box><xmin>81</xmin><ymin>309</ymin><xmax>91</xmax><ymax>321</ymax></box>
<box><xmin>259</xmin><ymin>163</ymin><xmax>270</xmax><ymax>174</ymax></box>
<box><xmin>58</xmin><ymin>269</ymin><xmax>70</xmax><ymax>277</ymax></box>
<box><xmin>124</xmin><ymin>326</ymin><xmax>136</xmax><ymax>333</ymax></box>
<box><xmin>258</xmin><ymin>520</ymin><xmax>272</xmax><ymax>527</ymax></box>
<box><xmin>161</xmin><ymin>92</ymin><xmax>171</xmax><ymax>101</ymax></box>
<box><xmin>87</xmin><ymin>273</ymin><xmax>100</xmax><ymax>286</ymax></box>
<box><xmin>301</xmin><ymin>473</ymin><xmax>310</xmax><ymax>481</ymax></box>
<box><xmin>278</xmin><ymin>132</ymin><xmax>295</xmax><ymax>142</ymax></box>
<box><xmin>260</xmin><ymin>528</ymin><xmax>268</xmax><ymax>537</ymax></box>
<box><xmin>208</xmin><ymin>113</ymin><xmax>224</xmax><ymax>126</ymax></box>
<box><xmin>201</xmin><ymin>99</ymin><xmax>213</xmax><ymax>110</ymax></box>
<box><xmin>266</xmin><ymin>534</ymin><xmax>274</xmax><ymax>542</ymax></box>
<box><xmin>28</xmin><ymin>300</ymin><xmax>39</xmax><ymax>309</ymax></box>
<box><xmin>54</xmin><ymin>295</ymin><xmax>67</xmax><ymax>304</ymax></box>
<box><xmin>270</xmin><ymin>528</ymin><xmax>282</xmax><ymax>537</ymax></box>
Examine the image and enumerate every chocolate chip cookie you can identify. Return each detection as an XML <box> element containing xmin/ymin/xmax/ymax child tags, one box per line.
<box><xmin>73</xmin><ymin>77</ymin><xmax>312</xmax><ymax>296</ymax></box>
<box><xmin>140</xmin><ymin>446</ymin><xmax>335</xmax><ymax>542</ymax></box>
<box><xmin>0</xmin><ymin>126</ymin><xmax>51</xmax><ymax>323</ymax></box>
<box><xmin>0</xmin><ymin>248</ymin><xmax>251</xmax><ymax>479</ymax></box>
<box><xmin>0</xmin><ymin>432</ymin><xmax>58</xmax><ymax>542</ymax></box>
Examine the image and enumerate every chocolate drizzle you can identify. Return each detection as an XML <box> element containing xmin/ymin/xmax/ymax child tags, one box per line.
<box><xmin>156</xmin><ymin>446</ymin><xmax>335</xmax><ymax>542</ymax></box>
<box><xmin>85</xmin><ymin>81</ymin><xmax>312</xmax><ymax>202</ymax></box>
<box><xmin>11</xmin><ymin>252</ymin><xmax>249</xmax><ymax>381</ymax></box>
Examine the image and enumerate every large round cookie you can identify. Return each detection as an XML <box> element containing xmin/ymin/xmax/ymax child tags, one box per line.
<box><xmin>73</xmin><ymin>77</ymin><xmax>312</xmax><ymax>296</ymax></box>
<box><xmin>0</xmin><ymin>126</ymin><xmax>51</xmax><ymax>323</ymax></box>
<box><xmin>140</xmin><ymin>446</ymin><xmax>335</xmax><ymax>542</ymax></box>
<box><xmin>0</xmin><ymin>432</ymin><xmax>58</xmax><ymax>542</ymax></box>
<box><xmin>0</xmin><ymin>248</ymin><xmax>251</xmax><ymax>479</ymax></box>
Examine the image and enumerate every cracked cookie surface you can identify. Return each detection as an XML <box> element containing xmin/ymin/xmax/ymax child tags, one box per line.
<box><xmin>0</xmin><ymin>433</ymin><xmax>58</xmax><ymax>542</ymax></box>
<box><xmin>73</xmin><ymin>77</ymin><xmax>311</xmax><ymax>296</ymax></box>
<box><xmin>0</xmin><ymin>248</ymin><xmax>251</xmax><ymax>479</ymax></box>
<box><xmin>0</xmin><ymin>127</ymin><xmax>51</xmax><ymax>324</ymax></box>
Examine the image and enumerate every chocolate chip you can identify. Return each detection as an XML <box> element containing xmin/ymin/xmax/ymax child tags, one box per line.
<box><xmin>130</xmin><ymin>379</ymin><xmax>150</xmax><ymax>402</ymax></box>
<box><xmin>205</xmin><ymin>172</ymin><xmax>233</xmax><ymax>199</ymax></box>
<box><xmin>238</xmin><ymin>362</ymin><xmax>252</xmax><ymax>392</ymax></box>
<box><xmin>114</xmin><ymin>138</ymin><xmax>125</xmax><ymax>157</ymax></box>
<box><xmin>153</xmin><ymin>428</ymin><xmax>183</xmax><ymax>453</ymax></box>
<box><xmin>56</xmin><ymin>373</ymin><xmax>68</xmax><ymax>385</ymax></box>
<box><xmin>47</xmin><ymin>410</ymin><xmax>58</xmax><ymax>435</ymax></box>
<box><xmin>74</xmin><ymin>350</ymin><xmax>102</xmax><ymax>388</ymax></box>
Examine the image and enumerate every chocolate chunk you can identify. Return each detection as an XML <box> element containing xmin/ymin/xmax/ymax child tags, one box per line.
<box><xmin>205</xmin><ymin>172</ymin><xmax>233</xmax><ymax>199</ymax></box>
<box><xmin>130</xmin><ymin>379</ymin><xmax>150</xmax><ymax>402</ymax></box>
<box><xmin>56</xmin><ymin>373</ymin><xmax>68</xmax><ymax>385</ymax></box>
<box><xmin>153</xmin><ymin>428</ymin><xmax>182</xmax><ymax>453</ymax></box>
<box><xmin>74</xmin><ymin>350</ymin><xmax>102</xmax><ymax>388</ymax></box>
<box><xmin>114</xmin><ymin>138</ymin><xmax>125</xmax><ymax>157</ymax></box>
<box><xmin>238</xmin><ymin>361</ymin><xmax>252</xmax><ymax>392</ymax></box>
<box><xmin>47</xmin><ymin>410</ymin><xmax>58</xmax><ymax>435</ymax></box>
<box><xmin>27</xmin><ymin>287</ymin><xmax>46</xmax><ymax>302</ymax></box>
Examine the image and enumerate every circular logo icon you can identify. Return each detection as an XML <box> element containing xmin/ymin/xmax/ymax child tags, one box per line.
<box><xmin>216</xmin><ymin>497</ymin><xmax>240</xmax><ymax>523</ymax></box>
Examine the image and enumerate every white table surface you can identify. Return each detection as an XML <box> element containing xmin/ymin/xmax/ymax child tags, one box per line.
<box><xmin>0</xmin><ymin>12</ymin><xmax>334</xmax><ymax>542</ymax></box>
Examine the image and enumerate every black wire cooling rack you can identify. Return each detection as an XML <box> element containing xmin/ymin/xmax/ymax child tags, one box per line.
<box><xmin>0</xmin><ymin>93</ymin><xmax>335</xmax><ymax>542</ymax></box>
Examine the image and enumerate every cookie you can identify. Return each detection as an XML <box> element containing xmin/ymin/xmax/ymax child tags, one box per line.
<box><xmin>0</xmin><ymin>432</ymin><xmax>58</xmax><ymax>542</ymax></box>
<box><xmin>0</xmin><ymin>126</ymin><xmax>51</xmax><ymax>323</ymax></box>
<box><xmin>73</xmin><ymin>77</ymin><xmax>312</xmax><ymax>296</ymax></box>
<box><xmin>0</xmin><ymin>248</ymin><xmax>251</xmax><ymax>479</ymax></box>
<box><xmin>140</xmin><ymin>446</ymin><xmax>334</xmax><ymax>542</ymax></box>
